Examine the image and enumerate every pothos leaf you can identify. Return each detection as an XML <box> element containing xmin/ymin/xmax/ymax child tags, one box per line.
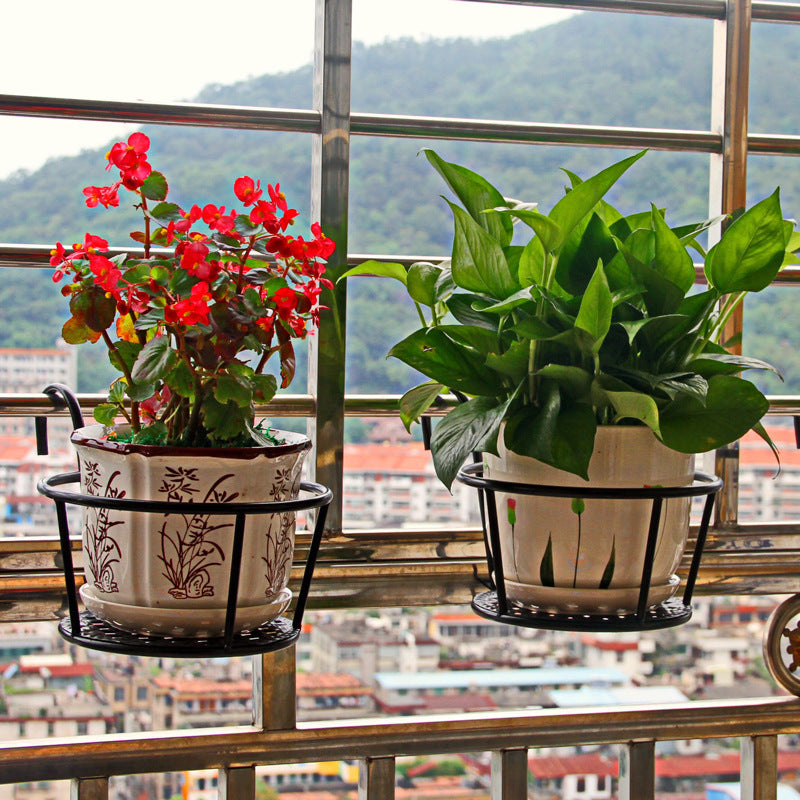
<box><xmin>399</xmin><ymin>381</ymin><xmax>445</xmax><ymax>432</ymax></box>
<box><xmin>599</xmin><ymin>538</ymin><xmax>616</xmax><ymax>589</ymax></box>
<box><xmin>540</xmin><ymin>535</ymin><xmax>555</xmax><ymax>587</ymax></box>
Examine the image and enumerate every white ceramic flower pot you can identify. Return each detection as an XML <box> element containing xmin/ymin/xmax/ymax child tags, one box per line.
<box><xmin>71</xmin><ymin>424</ymin><xmax>311</xmax><ymax>637</ymax></box>
<box><xmin>484</xmin><ymin>426</ymin><xmax>694</xmax><ymax>614</ymax></box>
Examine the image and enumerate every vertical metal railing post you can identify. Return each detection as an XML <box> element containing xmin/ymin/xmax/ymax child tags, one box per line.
<box><xmin>308</xmin><ymin>0</ymin><xmax>353</xmax><ymax>535</ymax></box>
<box><xmin>220</xmin><ymin>767</ymin><xmax>256</xmax><ymax>800</ymax></box>
<box><xmin>741</xmin><ymin>734</ymin><xmax>778</xmax><ymax>800</ymax></box>
<box><xmin>252</xmin><ymin>648</ymin><xmax>297</xmax><ymax>731</ymax></box>
<box><xmin>710</xmin><ymin>0</ymin><xmax>752</xmax><ymax>526</ymax></box>
<box><xmin>619</xmin><ymin>740</ymin><xmax>655</xmax><ymax>800</ymax></box>
<box><xmin>358</xmin><ymin>756</ymin><xmax>396</xmax><ymax>800</ymax></box>
<box><xmin>491</xmin><ymin>748</ymin><xmax>529</xmax><ymax>800</ymax></box>
<box><xmin>70</xmin><ymin>777</ymin><xmax>108</xmax><ymax>800</ymax></box>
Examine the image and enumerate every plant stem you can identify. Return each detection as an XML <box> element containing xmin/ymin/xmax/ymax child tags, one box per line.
<box><xmin>710</xmin><ymin>291</ymin><xmax>745</xmax><ymax>347</ymax></box>
<box><xmin>572</xmin><ymin>511</ymin><xmax>582</xmax><ymax>589</ymax></box>
<box><xmin>101</xmin><ymin>329</ymin><xmax>141</xmax><ymax>431</ymax></box>
<box><xmin>185</xmin><ymin>373</ymin><xmax>205</xmax><ymax>445</ymax></box>
<box><xmin>236</xmin><ymin>238</ymin><xmax>256</xmax><ymax>293</ymax></box>
<box><xmin>140</xmin><ymin>195</ymin><xmax>151</xmax><ymax>259</ymax></box>
<box><xmin>414</xmin><ymin>301</ymin><xmax>429</xmax><ymax>328</ymax></box>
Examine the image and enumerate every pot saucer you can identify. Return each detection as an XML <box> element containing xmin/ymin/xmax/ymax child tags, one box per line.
<box><xmin>504</xmin><ymin>574</ymin><xmax>680</xmax><ymax>615</ymax></box>
<box><xmin>79</xmin><ymin>585</ymin><xmax>292</xmax><ymax>638</ymax></box>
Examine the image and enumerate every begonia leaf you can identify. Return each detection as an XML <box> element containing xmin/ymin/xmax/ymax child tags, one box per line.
<box><xmin>131</xmin><ymin>335</ymin><xmax>178</xmax><ymax>384</ymax></box>
<box><xmin>141</xmin><ymin>171</ymin><xmax>168</xmax><ymax>201</ymax></box>
<box><xmin>62</xmin><ymin>316</ymin><xmax>102</xmax><ymax>344</ymax></box>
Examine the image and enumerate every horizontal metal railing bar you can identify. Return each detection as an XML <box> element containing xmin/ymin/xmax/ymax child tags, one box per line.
<box><xmin>6</xmin><ymin>526</ymin><xmax>800</xmax><ymax>575</ymax></box>
<box><xmin>350</xmin><ymin>113</ymin><xmax>722</xmax><ymax>151</ymax></box>
<box><xmin>0</xmin><ymin>95</ymin><xmax>320</xmax><ymax>133</ymax></box>
<box><xmin>0</xmin><ymin>95</ymin><xmax>725</xmax><ymax>153</ymax></box>
<box><xmin>0</xmin><ymin>696</ymin><xmax>799</xmax><ymax>784</ymax></box>
<box><xmin>749</xmin><ymin>133</ymin><xmax>800</xmax><ymax>155</ymax></box>
<box><xmin>460</xmin><ymin>0</ymin><xmax>800</xmax><ymax>23</ymax></box>
<box><xmin>1</xmin><ymin>523</ymin><xmax>799</xmax><ymax>621</ymax></box>
<box><xmin>0</xmin><ymin>393</ymin><xmax>318</xmax><ymax>418</ymax></box>
<box><xmin>7</xmin><ymin>248</ymin><xmax>800</xmax><ymax>286</ymax></box>
<box><xmin>5</xmin><ymin>391</ymin><xmax>800</xmax><ymax>418</ymax></box>
<box><xmin>752</xmin><ymin>0</ymin><xmax>800</xmax><ymax>21</ymax></box>
<box><xmin>457</xmin><ymin>0</ymin><xmax>727</xmax><ymax>18</ymax></box>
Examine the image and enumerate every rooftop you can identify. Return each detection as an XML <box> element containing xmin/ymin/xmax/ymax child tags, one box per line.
<box><xmin>374</xmin><ymin>667</ymin><xmax>629</xmax><ymax>691</ymax></box>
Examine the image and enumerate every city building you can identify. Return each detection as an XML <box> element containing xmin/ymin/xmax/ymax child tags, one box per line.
<box><xmin>528</xmin><ymin>752</ymin><xmax>615</xmax><ymax>800</ymax></box>
<box><xmin>310</xmin><ymin>620</ymin><xmax>441</xmax><ymax>682</ymax></box>
<box><xmin>372</xmin><ymin>667</ymin><xmax>630</xmax><ymax>713</ymax></box>
<box><xmin>0</xmin><ymin>345</ymin><xmax>77</xmax><ymax>440</ymax></box>
<box><xmin>296</xmin><ymin>671</ymin><xmax>374</xmax><ymax>719</ymax></box>
<box><xmin>343</xmin><ymin>442</ymin><xmax>479</xmax><ymax>528</ymax></box>
<box><xmin>150</xmin><ymin>677</ymin><xmax>252</xmax><ymax>731</ymax></box>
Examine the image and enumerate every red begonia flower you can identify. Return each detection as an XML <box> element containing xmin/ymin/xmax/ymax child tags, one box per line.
<box><xmin>268</xmin><ymin>183</ymin><xmax>288</xmax><ymax>211</ymax></box>
<box><xmin>202</xmin><ymin>204</ymin><xmax>237</xmax><ymax>234</ymax></box>
<box><xmin>272</xmin><ymin>287</ymin><xmax>298</xmax><ymax>319</ymax></box>
<box><xmin>107</xmin><ymin>133</ymin><xmax>152</xmax><ymax>189</ymax></box>
<box><xmin>49</xmin><ymin>242</ymin><xmax>68</xmax><ymax>268</ymax></box>
<box><xmin>83</xmin><ymin>183</ymin><xmax>121</xmax><ymax>209</ymax></box>
<box><xmin>166</xmin><ymin>282</ymin><xmax>212</xmax><ymax>327</ymax></box>
<box><xmin>174</xmin><ymin>205</ymin><xmax>202</xmax><ymax>234</ymax></box>
<box><xmin>288</xmin><ymin>315</ymin><xmax>308</xmax><ymax>337</ymax></box>
<box><xmin>249</xmin><ymin>200</ymin><xmax>277</xmax><ymax>227</ymax></box>
<box><xmin>70</xmin><ymin>233</ymin><xmax>109</xmax><ymax>260</ymax></box>
<box><xmin>234</xmin><ymin>176</ymin><xmax>263</xmax><ymax>206</ymax></box>
<box><xmin>89</xmin><ymin>254</ymin><xmax>122</xmax><ymax>296</ymax></box>
<box><xmin>279</xmin><ymin>207</ymin><xmax>300</xmax><ymax>231</ymax></box>
<box><xmin>311</xmin><ymin>222</ymin><xmax>336</xmax><ymax>259</ymax></box>
<box><xmin>192</xmin><ymin>259</ymin><xmax>222</xmax><ymax>283</ymax></box>
<box><xmin>179</xmin><ymin>240</ymin><xmax>210</xmax><ymax>271</ymax></box>
<box><xmin>107</xmin><ymin>132</ymin><xmax>150</xmax><ymax>172</ymax></box>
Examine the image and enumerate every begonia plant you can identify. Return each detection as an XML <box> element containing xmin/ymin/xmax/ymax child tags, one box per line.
<box><xmin>50</xmin><ymin>132</ymin><xmax>334</xmax><ymax>447</ymax></box>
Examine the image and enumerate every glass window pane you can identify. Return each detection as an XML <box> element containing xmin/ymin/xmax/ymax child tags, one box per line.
<box><xmin>346</xmin><ymin>139</ymin><xmax>711</xmax><ymax>393</ymax></box>
<box><xmin>0</xmin><ymin>123</ymin><xmax>313</xmax><ymax>246</ymax></box>
<box><xmin>0</xmin><ymin>1</ymin><xmax>314</xmax><ymax>105</ymax></box>
<box><xmin>739</xmin><ymin>416</ymin><xmax>798</xmax><ymax>522</ymax></box>
<box><xmin>0</xmin><ymin>2</ymin><xmax>314</xmax><ymax>179</ymax></box>
<box><xmin>342</xmin><ymin>417</ymin><xmax>480</xmax><ymax>529</ymax></box>
<box><xmin>351</xmin><ymin>5</ymin><xmax>713</xmax><ymax>130</ymax></box>
<box><xmin>749</xmin><ymin>21</ymin><xmax>800</xmax><ymax>135</ymax></box>
<box><xmin>748</xmin><ymin>154</ymin><xmax>800</xmax><ymax>234</ymax></box>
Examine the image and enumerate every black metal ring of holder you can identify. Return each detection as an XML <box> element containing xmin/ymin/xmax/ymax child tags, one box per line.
<box><xmin>457</xmin><ymin>462</ymin><xmax>723</xmax><ymax>632</ymax></box>
<box><xmin>38</xmin><ymin>471</ymin><xmax>332</xmax><ymax>658</ymax></box>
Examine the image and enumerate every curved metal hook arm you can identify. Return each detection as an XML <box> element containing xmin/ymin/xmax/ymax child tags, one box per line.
<box><xmin>36</xmin><ymin>384</ymin><xmax>85</xmax><ymax>455</ymax></box>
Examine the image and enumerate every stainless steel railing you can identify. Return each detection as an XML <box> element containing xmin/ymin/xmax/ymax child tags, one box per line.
<box><xmin>0</xmin><ymin>647</ymin><xmax>798</xmax><ymax>800</ymax></box>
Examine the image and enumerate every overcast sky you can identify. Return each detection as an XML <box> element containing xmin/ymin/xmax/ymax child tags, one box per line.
<box><xmin>0</xmin><ymin>0</ymin><xmax>574</xmax><ymax>179</ymax></box>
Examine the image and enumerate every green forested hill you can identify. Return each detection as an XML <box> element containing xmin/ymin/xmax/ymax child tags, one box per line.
<box><xmin>0</xmin><ymin>13</ymin><xmax>797</xmax><ymax>395</ymax></box>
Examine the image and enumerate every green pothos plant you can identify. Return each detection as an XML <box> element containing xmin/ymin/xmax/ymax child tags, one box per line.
<box><xmin>343</xmin><ymin>149</ymin><xmax>798</xmax><ymax>487</ymax></box>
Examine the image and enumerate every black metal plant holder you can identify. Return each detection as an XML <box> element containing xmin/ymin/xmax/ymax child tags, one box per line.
<box><xmin>456</xmin><ymin>462</ymin><xmax>722</xmax><ymax>633</ymax></box>
<box><xmin>36</xmin><ymin>385</ymin><xmax>332</xmax><ymax>658</ymax></box>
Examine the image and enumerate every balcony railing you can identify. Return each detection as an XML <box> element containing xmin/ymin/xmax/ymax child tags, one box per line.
<box><xmin>0</xmin><ymin>648</ymin><xmax>799</xmax><ymax>799</ymax></box>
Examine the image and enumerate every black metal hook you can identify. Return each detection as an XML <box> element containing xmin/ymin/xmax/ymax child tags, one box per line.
<box><xmin>36</xmin><ymin>385</ymin><xmax>85</xmax><ymax>456</ymax></box>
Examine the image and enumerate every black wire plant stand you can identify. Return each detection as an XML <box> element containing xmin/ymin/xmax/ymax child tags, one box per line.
<box><xmin>456</xmin><ymin>462</ymin><xmax>722</xmax><ymax>633</ymax></box>
<box><xmin>36</xmin><ymin>384</ymin><xmax>332</xmax><ymax>658</ymax></box>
